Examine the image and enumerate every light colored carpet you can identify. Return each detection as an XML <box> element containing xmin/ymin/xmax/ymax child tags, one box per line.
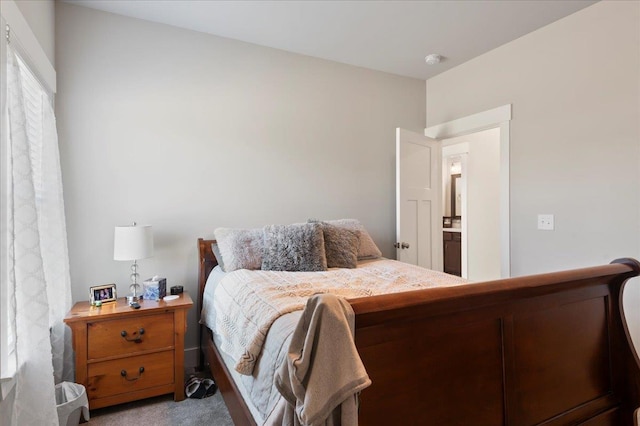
<box><xmin>86</xmin><ymin>392</ymin><xmax>233</xmax><ymax>425</ymax></box>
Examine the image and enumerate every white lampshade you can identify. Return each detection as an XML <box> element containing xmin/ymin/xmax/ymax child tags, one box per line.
<box><xmin>113</xmin><ymin>225</ymin><xmax>154</xmax><ymax>261</ymax></box>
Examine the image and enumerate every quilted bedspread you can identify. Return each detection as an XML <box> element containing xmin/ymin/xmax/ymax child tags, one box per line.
<box><xmin>213</xmin><ymin>258</ymin><xmax>468</xmax><ymax>375</ymax></box>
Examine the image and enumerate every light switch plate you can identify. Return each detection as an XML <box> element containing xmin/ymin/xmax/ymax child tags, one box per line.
<box><xmin>538</xmin><ymin>214</ymin><xmax>554</xmax><ymax>231</ymax></box>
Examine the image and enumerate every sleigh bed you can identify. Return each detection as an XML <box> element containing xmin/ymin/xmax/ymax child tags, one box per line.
<box><xmin>197</xmin><ymin>237</ymin><xmax>640</xmax><ymax>425</ymax></box>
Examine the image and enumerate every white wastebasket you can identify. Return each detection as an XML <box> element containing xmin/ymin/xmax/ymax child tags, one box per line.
<box><xmin>55</xmin><ymin>382</ymin><xmax>90</xmax><ymax>426</ymax></box>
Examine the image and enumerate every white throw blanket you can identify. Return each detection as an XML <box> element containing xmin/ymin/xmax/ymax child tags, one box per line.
<box><xmin>213</xmin><ymin>259</ymin><xmax>468</xmax><ymax>375</ymax></box>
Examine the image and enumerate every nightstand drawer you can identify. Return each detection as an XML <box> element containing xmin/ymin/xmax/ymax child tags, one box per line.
<box><xmin>87</xmin><ymin>350</ymin><xmax>174</xmax><ymax>400</ymax></box>
<box><xmin>88</xmin><ymin>313</ymin><xmax>174</xmax><ymax>359</ymax></box>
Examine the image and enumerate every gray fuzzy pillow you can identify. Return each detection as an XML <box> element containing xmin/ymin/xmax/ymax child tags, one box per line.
<box><xmin>318</xmin><ymin>223</ymin><xmax>359</xmax><ymax>268</ymax></box>
<box><xmin>214</xmin><ymin>227</ymin><xmax>264</xmax><ymax>272</ymax></box>
<box><xmin>262</xmin><ymin>223</ymin><xmax>327</xmax><ymax>272</ymax></box>
<box><xmin>309</xmin><ymin>218</ymin><xmax>382</xmax><ymax>259</ymax></box>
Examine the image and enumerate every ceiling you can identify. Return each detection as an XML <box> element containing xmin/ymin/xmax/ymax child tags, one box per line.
<box><xmin>64</xmin><ymin>0</ymin><xmax>597</xmax><ymax>80</ymax></box>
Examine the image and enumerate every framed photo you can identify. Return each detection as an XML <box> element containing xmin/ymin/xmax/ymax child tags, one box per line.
<box><xmin>90</xmin><ymin>284</ymin><xmax>117</xmax><ymax>304</ymax></box>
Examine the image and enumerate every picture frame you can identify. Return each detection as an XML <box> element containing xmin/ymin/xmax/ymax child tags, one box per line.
<box><xmin>90</xmin><ymin>283</ymin><xmax>117</xmax><ymax>304</ymax></box>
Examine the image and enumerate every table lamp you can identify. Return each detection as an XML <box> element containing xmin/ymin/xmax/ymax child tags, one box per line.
<box><xmin>114</xmin><ymin>222</ymin><xmax>154</xmax><ymax>303</ymax></box>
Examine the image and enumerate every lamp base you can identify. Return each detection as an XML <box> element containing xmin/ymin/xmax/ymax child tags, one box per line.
<box><xmin>127</xmin><ymin>281</ymin><xmax>143</xmax><ymax>305</ymax></box>
<box><xmin>126</xmin><ymin>294</ymin><xmax>143</xmax><ymax>304</ymax></box>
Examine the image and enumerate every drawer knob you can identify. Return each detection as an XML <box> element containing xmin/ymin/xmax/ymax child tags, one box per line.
<box><xmin>120</xmin><ymin>328</ymin><xmax>145</xmax><ymax>342</ymax></box>
<box><xmin>120</xmin><ymin>366</ymin><xmax>145</xmax><ymax>381</ymax></box>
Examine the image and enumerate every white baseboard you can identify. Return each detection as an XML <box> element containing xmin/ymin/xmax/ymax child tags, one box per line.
<box><xmin>184</xmin><ymin>346</ymin><xmax>200</xmax><ymax>369</ymax></box>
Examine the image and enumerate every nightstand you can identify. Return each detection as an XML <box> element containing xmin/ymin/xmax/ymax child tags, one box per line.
<box><xmin>64</xmin><ymin>293</ymin><xmax>193</xmax><ymax>409</ymax></box>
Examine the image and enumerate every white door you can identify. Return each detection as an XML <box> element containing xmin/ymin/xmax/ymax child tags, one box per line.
<box><xmin>396</xmin><ymin>128</ymin><xmax>442</xmax><ymax>270</ymax></box>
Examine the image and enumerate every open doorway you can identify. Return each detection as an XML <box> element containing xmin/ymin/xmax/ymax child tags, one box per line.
<box><xmin>426</xmin><ymin>104</ymin><xmax>511</xmax><ymax>279</ymax></box>
<box><xmin>442</xmin><ymin>128</ymin><xmax>501</xmax><ymax>281</ymax></box>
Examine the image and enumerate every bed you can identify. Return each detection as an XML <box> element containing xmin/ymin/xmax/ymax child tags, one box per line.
<box><xmin>197</xmin><ymin>237</ymin><xmax>640</xmax><ymax>425</ymax></box>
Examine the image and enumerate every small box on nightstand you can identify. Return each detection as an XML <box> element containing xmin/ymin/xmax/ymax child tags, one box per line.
<box><xmin>143</xmin><ymin>276</ymin><xmax>166</xmax><ymax>301</ymax></box>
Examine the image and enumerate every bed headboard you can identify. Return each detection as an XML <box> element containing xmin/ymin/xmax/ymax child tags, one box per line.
<box><xmin>197</xmin><ymin>238</ymin><xmax>218</xmax><ymax>321</ymax></box>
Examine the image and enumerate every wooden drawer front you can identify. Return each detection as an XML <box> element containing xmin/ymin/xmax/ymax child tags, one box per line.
<box><xmin>88</xmin><ymin>313</ymin><xmax>174</xmax><ymax>359</ymax></box>
<box><xmin>87</xmin><ymin>350</ymin><xmax>174</xmax><ymax>400</ymax></box>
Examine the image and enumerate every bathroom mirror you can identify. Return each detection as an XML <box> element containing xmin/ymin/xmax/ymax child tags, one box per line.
<box><xmin>451</xmin><ymin>174</ymin><xmax>462</xmax><ymax>218</ymax></box>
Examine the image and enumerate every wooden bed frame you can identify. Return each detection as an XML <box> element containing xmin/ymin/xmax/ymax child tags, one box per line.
<box><xmin>198</xmin><ymin>238</ymin><xmax>640</xmax><ymax>425</ymax></box>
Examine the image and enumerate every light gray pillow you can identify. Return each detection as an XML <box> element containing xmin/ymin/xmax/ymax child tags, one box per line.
<box><xmin>318</xmin><ymin>223</ymin><xmax>359</xmax><ymax>268</ymax></box>
<box><xmin>310</xmin><ymin>218</ymin><xmax>382</xmax><ymax>259</ymax></box>
<box><xmin>261</xmin><ymin>223</ymin><xmax>327</xmax><ymax>272</ymax></box>
<box><xmin>214</xmin><ymin>227</ymin><xmax>263</xmax><ymax>272</ymax></box>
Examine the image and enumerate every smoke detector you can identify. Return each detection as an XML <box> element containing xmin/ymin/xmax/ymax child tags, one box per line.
<box><xmin>425</xmin><ymin>54</ymin><xmax>442</xmax><ymax>65</ymax></box>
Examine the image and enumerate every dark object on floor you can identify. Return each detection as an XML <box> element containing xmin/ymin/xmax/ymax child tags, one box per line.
<box><xmin>185</xmin><ymin>376</ymin><xmax>217</xmax><ymax>399</ymax></box>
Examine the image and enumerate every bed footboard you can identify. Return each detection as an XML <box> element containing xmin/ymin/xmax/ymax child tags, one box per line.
<box><xmin>350</xmin><ymin>259</ymin><xmax>640</xmax><ymax>425</ymax></box>
<box><xmin>198</xmin><ymin>237</ymin><xmax>639</xmax><ymax>425</ymax></box>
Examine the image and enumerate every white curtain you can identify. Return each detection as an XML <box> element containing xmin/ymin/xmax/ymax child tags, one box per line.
<box><xmin>7</xmin><ymin>44</ymin><xmax>73</xmax><ymax>425</ymax></box>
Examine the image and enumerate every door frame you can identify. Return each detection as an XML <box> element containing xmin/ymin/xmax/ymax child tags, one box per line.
<box><xmin>425</xmin><ymin>104</ymin><xmax>511</xmax><ymax>278</ymax></box>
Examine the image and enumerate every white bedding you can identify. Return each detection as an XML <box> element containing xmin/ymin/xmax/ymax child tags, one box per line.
<box><xmin>213</xmin><ymin>258</ymin><xmax>468</xmax><ymax>375</ymax></box>
<box><xmin>212</xmin><ymin>309</ymin><xmax>300</xmax><ymax>423</ymax></box>
<box><xmin>202</xmin><ymin>266</ymin><xmax>300</xmax><ymax>423</ymax></box>
<box><xmin>201</xmin><ymin>259</ymin><xmax>468</xmax><ymax>423</ymax></box>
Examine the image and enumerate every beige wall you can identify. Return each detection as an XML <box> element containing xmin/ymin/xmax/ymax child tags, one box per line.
<box><xmin>13</xmin><ymin>0</ymin><xmax>55</xmax><ymax>66</ymax></box>
<box><xmin>426</xmin><ymin>1</ymin><xmax>640</xmax><ymax>345</ymax></box>
<box><xmin>55</xmin><ymin>3</ymin><xmax>426</xmax><ymax>360</ymax></box>
<box><xmin>466</xmin><ymin>129</ymin><xmax>500</xmax><ymax>281</ymax></box>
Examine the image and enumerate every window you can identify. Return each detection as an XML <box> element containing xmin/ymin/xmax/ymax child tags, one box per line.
<box><xmin>1</xmin><ymin>15</ymin><xmax>16</xmax><ymax>394</ymax></box>
<box><xmin>0</xmin><ymin>15</ymin><xmax>56</xmax><ymax>397</ymax></box>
